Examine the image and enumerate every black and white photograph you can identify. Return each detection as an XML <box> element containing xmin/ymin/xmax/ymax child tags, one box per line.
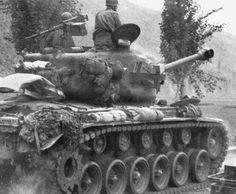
<box><xmin>0</xmin><ymin>0</ymin><xmax>235</xmax><ymax>193</ymax></box>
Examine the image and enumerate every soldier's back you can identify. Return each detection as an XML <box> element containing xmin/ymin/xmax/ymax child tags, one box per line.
<box><xmin>46</xmin><ymin>29</ymin><xmax>75</xmax><ymax>49</ymax></box>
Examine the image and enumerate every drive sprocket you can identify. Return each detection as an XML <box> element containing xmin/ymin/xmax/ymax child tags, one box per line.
<box><xmin>57</xmin><ymin>148</ymin><xmax>83</xmax><ymax>194</ymax></box>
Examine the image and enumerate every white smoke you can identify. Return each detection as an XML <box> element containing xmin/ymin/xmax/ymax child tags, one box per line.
<box><xmin>9</xmin><ymin>178</ymin><xmax>39</xmax><ymax>194</ymax></box>
<box><xmin>8</xmin><ymin>173</ymin><xmax>45</xmax><ymax>194</ymax></box>
<box><xmin>7</xmin><ymin>164</ymin><xmax>59</xmax><ymax>194</ymax></box>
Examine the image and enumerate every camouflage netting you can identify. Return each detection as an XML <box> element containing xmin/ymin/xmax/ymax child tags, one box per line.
<box><xmin>20</xmin><ymin>107</ymin><xmax>83</xmax><ymax>148</ymax></box>
<box><xmin>16</xmin><ymin>56</ymin><xmax>124</xmax><ymax>105</ymax></box>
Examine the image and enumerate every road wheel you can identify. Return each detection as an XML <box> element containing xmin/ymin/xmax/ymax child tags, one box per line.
<box><xmin>80</xmin><ymin>162</ymin><xmax>102</xmax><ymax>194</ymax></box>
<box><xmin>167</xmin><ymin>152</ymin><xmax>189</xmax><ymax>187</ymax></box>
<box><xmin>147</xmin><ymin>154</ymin><xmax>170</xmax><ymax>191</ymax></box>
<box><xmin>101</xmin><ymin>159</ymin><xmax>127</xmax><ymax>194</ymax></box>
<box><xmin>126</xmin><ymin>157</ymin><xmax>150</xmax><ymax>194</ymax></box>
<box><xmin>189</xmin><ymin>149</ymin><xmax>210</xmax><ymax>182</ymax></box>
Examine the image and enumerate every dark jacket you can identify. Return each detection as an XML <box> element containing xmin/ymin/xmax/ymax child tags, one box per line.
<box><xmin>93</xmin><ymin>8</ymin><xmax>121</xmax><ymax>49</ymax></box>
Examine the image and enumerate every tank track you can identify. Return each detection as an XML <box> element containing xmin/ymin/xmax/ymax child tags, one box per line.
<box><xmin>145</xmin><ymin>181</ymin><xmax>210</xmax><ymax>194</ymax></box>
<box><xmin>53</xmin><ymin>119</ymin><xmax>228</xmax><ymax>194</ymax></box>
<box><xmin>80</xmin><ymin>120</ymin><xmax>228</xmax><ymax>174</ymax></box>
<box><xmin>80</xmin><ymin>120</ymin><xmax>226</xmax><ymax>143</ymax></box>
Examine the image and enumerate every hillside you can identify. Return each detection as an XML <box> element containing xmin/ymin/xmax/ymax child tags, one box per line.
<box><xmin>1</xmin><ymin>0</ymin><xmax>236</xmax><ymax>98</ymax></box>
<box><xmin>78</xmin><ymin>0</ymin><xmax>236</xmax><ymax>97</ymax></box>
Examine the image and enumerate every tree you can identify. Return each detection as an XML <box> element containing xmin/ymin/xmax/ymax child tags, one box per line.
<box><xmin>9</xmin><ymin>0</ymin><xmax>81</xmax><ymax>52</ymax></box>
<box><xmin>160</xmin><ymin>0</ymin><xmax>224</xmax><ymax>99</ymax></box>
<box><xmin>0</xmin><ymin>1</ymin><xmax>19</xmax><ymax>75</ymax></box>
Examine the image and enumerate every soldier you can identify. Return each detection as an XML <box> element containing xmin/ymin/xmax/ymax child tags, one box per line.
<box><xmin>93</xmin><ymin>0</ymin><xmax>121</xmax><ymax>50</ymax></box>
<box><xmin>46</xmin><ymin>12</ymin><xmax>75</xmax><ymax>49</ymax></box>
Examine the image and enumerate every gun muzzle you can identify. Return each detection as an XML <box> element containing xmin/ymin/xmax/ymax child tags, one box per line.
<box><xmin>198</xmin><ymin>48</ymin><xmax>214</xmax><ymax>60</ymax></box>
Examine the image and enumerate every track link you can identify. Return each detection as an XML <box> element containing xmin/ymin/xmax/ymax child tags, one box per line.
<box><xmin>145</xmin><ymin>181</ymin><xmax>210</xmax><ymax>194</ymax></box>
<box><xmin>81</xmin><ymin>121</ymin><xmax>226</xmax><ymax>143</ymax></box>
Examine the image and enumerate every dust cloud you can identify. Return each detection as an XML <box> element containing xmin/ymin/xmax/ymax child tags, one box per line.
<box><xmin>5</xmin><ymin>166</ymin><xmax>59</xmax><ymax>194</ymax></box>
<box><xmin>8</xmin><ymin>174</ymin><xmax>40</xmax><ymax>194</ymax></box>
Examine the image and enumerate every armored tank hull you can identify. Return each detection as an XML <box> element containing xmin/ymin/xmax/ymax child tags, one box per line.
<box><xmin>0</xmin><ymin>22</ymin><xmax>228</xmax><ymax>193</ymax></box>
<box><xmin>0</xmin><ymin>97</ymin><xmax>228</xmax><ymax>194</ymax></box>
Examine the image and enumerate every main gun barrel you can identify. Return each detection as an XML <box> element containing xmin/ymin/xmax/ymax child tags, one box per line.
<box><xmin>164</xmin><ymin>48</ymin><xmax>214</xmax><ymax>71</ymax></box>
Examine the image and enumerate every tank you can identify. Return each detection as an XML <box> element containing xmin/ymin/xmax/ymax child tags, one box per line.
<box><xmin>0</xmin><ymin>16</ymin><xmax>228</xmax><ymax>194</ymax></box>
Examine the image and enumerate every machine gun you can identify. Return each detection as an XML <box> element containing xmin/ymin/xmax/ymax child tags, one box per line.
<box><xmin>24</xmin><ymin>13</ymin><xmax>88</xmax><ymax>40</ymax></box>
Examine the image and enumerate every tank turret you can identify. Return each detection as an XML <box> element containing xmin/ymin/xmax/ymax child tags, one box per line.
<box><xmin>18</xmin><ymin>46</ymin><xmax>214</xmax><ymax>105</ymax></box>
<box><xmin>11</xmin><ymin>19</ymin><xmax>213</xmax><ymax>105</ymax></box>
<box><xmin>20</xmin><ymin>22</ymin><xmax>214</xmax><ymax>105</ymax></box>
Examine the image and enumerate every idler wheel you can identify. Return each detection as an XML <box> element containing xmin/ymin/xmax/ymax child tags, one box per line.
<box><xmin>202</xmin><ymin>128</ymin><xmax>223</xmax><ymax>159</ymax></box>
<box><xmin>116</xmin><ymin>132</ymin><xmax>131</xmax><ymax>152</ymax></box>
<box><xmin>92</xmin><ymin>134</ymin><xmax>107</xmax><ymax>154</ymax></box>
<box><xmin>101</xmin><ymin>159</ymin><xmax>127</xmax><ymax>194</ymax></box>
<box><xmin>80</xmin><ymin>162</ymin><xmax>102</xmax><ymax>194</ymax></box>
<box><xmin>189</xmin><ymin>149</ymin><xmax>210</xmax><ymax>182</ymax></box>
<box><xmin>167</xmin><ymin>152</ymin><xmax>189</xmax><ymax>187</ymax></box>
<box><xmin>180</xmin><ymin>129</ymin><xmax>191</xmax><ymax>145</ymax></box>
<box><xmin>126</xmin><ymin>157</ymin><xmax>150</xmax><ymax>194</ymax></box>
<box><xmin>147</xmin><ymin>154</ymin><xmax>171</xmax><ymax>191</ymax></box>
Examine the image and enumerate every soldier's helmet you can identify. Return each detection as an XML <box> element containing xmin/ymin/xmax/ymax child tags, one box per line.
<box><xmin>61</xmin><ymin>12</ymin><xmax>73</xmax><ymax>21</ymax></box>
<box><xmin>106</xmin><ymin>0</ymin><xmax>118</xmax><ymax>6</ymax></box>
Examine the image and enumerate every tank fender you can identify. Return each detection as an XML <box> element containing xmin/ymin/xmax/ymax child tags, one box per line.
<box><xmin>0</xmin><ymin>73</ymin><xmax>65</xmax><ymax>101</ymax></box>
<box><xmin>41</xmin><ymin>134</ymin><xmax>64</xmax><ymax>151</ymax></box>
<box><xmin>20</xmin><ymin>107</ymin><xmax>83</xmax><ymax>151</ymax></box>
